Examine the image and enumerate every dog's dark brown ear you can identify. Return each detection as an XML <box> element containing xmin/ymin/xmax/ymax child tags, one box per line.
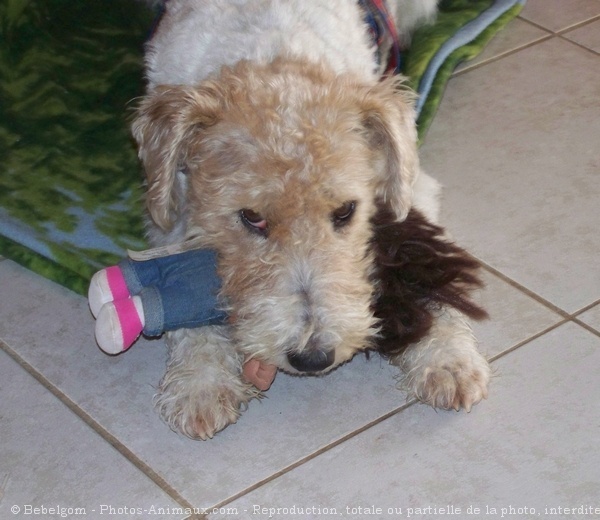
<box><xmin>131</xmin><ymin>85</ymin><xmax>222</xmax><ymax>231</ymax></box>
<box><xmin>360</xmin><ymin>76</ymin><xmax>419</xmax><ymax>222</ymax></box>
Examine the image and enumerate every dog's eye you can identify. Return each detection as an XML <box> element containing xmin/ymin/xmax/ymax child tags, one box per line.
<box><xmin>331</xmin><ymin>201</ymin><xmax>356</xmax><ymax>229</ymax></box>
<box><xmin>240</xmin><ymin>209</ymin><xmax>268</xmax><ymax>236</ymax></box>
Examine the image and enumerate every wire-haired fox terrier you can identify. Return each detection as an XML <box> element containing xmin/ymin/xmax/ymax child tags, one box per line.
<box><xmin>132</xmin><ymin>0</ymin><xmax>490</xmax><ymax>439</ymax></box>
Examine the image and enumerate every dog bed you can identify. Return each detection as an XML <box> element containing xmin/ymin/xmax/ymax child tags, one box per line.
<box><xmin>0</xmin><ymin>0</ymin><xmax>525</xmax><ymax>295</ymax></box>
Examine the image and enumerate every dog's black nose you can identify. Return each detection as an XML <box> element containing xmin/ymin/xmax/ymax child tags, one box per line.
<box><xmin>287</xmin><ymin>348</ymin><xmax>335</xmax><ymax>373</ymax></box>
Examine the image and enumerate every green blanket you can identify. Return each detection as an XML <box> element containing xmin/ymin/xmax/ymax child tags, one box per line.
<box><xmin>0</xmin><ymin>0</ymin><xmax>523</xmax><ymax>295</ymax></box>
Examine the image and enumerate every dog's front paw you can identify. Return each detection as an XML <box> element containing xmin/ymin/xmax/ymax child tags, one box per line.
<box><xmin>410</xmin><ymin>355</ymin><xmax>490</xmax><ymax>412</ymax></box>
<box><xmin>155</xmin><ymin>328</ymin><xmax>261</xmax><ymax>440</ymax></box>
<box><xmin>155</xmin><ymin>374</ymin><xmax>258</xmax><ymax>440</ymax></box>
<box><xmin>396</xmin><ymin>308</ymin><xmax>491</xmax><ymax>413</ymax></box>
<box><xmin>155</xmin><ymin>388</ymin><xmax>239</xmax><ymax>440</ymax></box>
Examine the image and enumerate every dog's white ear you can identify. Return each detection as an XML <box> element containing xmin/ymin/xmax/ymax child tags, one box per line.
<box><xmin>131</xmin><ymin>85</ymin><xmax>222</xmax><ymax>230</ymax></box>
<box><xmin>361</xmin><ymin>76</ymin><xmax>420</xmax><ymax>222</ymax></box>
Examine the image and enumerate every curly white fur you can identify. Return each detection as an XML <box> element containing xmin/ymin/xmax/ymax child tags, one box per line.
<box><xmin>146</xmin><ymin>0</ymin><xmax>379</xmax><ymax>88</ymax></box>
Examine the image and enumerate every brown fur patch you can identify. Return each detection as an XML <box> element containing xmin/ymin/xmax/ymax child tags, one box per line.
<box><xmin>370</xmin><ymin>205</ymin><xmax>488</xmax><ymax>357</ymax></box>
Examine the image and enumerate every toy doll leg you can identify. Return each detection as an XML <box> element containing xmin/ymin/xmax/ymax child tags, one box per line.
<box><xmin>94</xmin><ymin>274</ymin><xmax>227</xmax><ymax>355</ymax></box>
<box><xmin>118</xmin><ymin>256</ymin><xmax>162</xmax><ymax>295</ymax></box>
<box><xmin>138</xmin><ymin>279</ymin><xmax>227</xmax><ymax>337</ymax></box>
<box><xmin>92</xmin><ymin>248</ymin><xmax>226</xmax><ymax>355</ymax></box>
<box><xmin>119</xmin><ymin>249</ymin><xmax>227</xmax><ymax>336</ymax></box>
<box><xmin>118</xmin><ymin>248</ymin><xmax>220</xmax><ymax>296</ymax></box>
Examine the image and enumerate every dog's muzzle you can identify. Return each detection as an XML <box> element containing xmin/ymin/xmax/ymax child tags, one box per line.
<box><xmin>287</xmin><ymin>348</ymin><xmax>335</xmax><ymax>373</ymax></box>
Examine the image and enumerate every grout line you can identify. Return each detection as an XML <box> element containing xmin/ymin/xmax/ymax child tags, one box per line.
<box><xmin>2</xmin><ymin>265</ymin><xmax>592</xmax><ymax>516</ymax></box>
<box><xmin>515</xmin><ymin>14</ymin><xmax>600</xmax><ymax>56</ymax></box>
<box><xmin>570</xmin><ymin>300</ymin><xmax>600</xmax><ymax>338</ymax></box>
<box><xmin>554</xmin><ymin>14</ymin><xmax>600</xmax><ymax>35</ymax></box>
<box><xmin>515</xmin><ymin>14</ymin><xmax>600</xmax><ymax>35</ymax></box>
<box><xmin>516</xmin><ymin>16</ymin><xmax>559</xmax><ymax>34</ymax></box>
<box><xmin>475</xmin><ymin>262</ymin><xmax>600</xmax><ymax>351</ymax></box>
<box><xmin>557</xmin><ymin>32</ymin><xmax>600</xmax><ymax>57</ymax></box>
<box><xmin>0</xmin><ymin>338</ymin><xmax>203</xmax><ymax>519</ymax></box>
<box><xmin>487</xmin><ymin>319</ymin><xmax>570</xmax><ymax>363</ymax></box>
<box><xmin>476</xmin><ymin>259</ymin><xmax>570</xmax><ymax>318</ymax></box>
<box><xmin>551</xmin><ymin>12</ymin><xmax>600</xmax><ymax>57</ymax></box>
<box><xmin>477</xmin><ymin>260</ymin><xmax>600</xmax><ymax>335</ymax></box>
<box><xmin>572</xmin><ymin>299</ymin><xmax>600</xmax><ymax>318</ymax></box>
<box><xmin>452</xmin><ymin>33</ymin><xmax>554</xmax><ymax>77</ymax></box>
<box><xmin>454</xmin><ymin>13</ymin><xmax>600</xmax><ymax>78</ymax></box>
<box><xmin>489</xmin><ymin>313</ymin><xmax>600</xmax><ymax>361</ymax></box>
<box><xmin>572</xmin><ymin>318</ymin><xmax>600</xmax><ymax>339</ymax></box>
<box><xmin>208</xmin><ymin>312</ymin><xmax>569</xmax><ymax>509</ymax></box>
<box><xmin>209</xmin><ymin>399</ymin><xmax>418</xmax><ymax>510</ymax></box>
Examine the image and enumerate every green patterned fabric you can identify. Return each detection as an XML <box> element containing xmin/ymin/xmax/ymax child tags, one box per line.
<box><xmin>0</xmin><ymin>0</ymin><xmax>522</xmax><ymax>295</ymax></box>
<box><xmin>1</xmin><ymin>0</ymin><xmax>153</xmax><ymax>294</ymax></box>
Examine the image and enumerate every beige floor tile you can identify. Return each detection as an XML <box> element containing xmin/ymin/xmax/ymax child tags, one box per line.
<box><xmin>0</xmin><ymin>350</ymin><xmax>184</xmax><ymax>520</ymax></box>
<box><xmin>420</xmin><ymin>37</ymin><xmax>600</xmax><ymax>313</ymax></box>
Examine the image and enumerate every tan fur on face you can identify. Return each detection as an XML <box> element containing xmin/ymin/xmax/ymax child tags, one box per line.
<box><xmin>132</xmin><ymin>59</ymin><xmax>420</xmax><ymax>230</ymax></box>
<box><xmin>133</xmin><ymin>58</ymin><xmax>420</xmax><ymax>372</ymax></box>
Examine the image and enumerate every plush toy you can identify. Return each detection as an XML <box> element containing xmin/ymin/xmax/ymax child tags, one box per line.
<box><xmin>88</xmin><ymin>247</ymin><xmax>277</xmax><ymax>391</ymax></box>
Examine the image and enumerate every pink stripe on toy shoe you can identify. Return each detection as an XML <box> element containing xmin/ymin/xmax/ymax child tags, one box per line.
<box><xmin>113</xmin><ymin>298</ymin><xmax>143</xmax><ymax>352</ymax></box>
<box><xmin>106</xmin><ymin>265</ymin><xmax>131</xmax><ymax>301</ymax></box>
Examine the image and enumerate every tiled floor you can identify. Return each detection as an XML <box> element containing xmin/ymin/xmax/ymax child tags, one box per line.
<box><xmin>1</xmin><ymin>2</ymin><xmax>599</xmax><ymax>519</ymax></box>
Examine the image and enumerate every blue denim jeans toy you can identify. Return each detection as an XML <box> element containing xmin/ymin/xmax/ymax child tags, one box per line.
<box><xmin>88</xmin><ymin>248</ymin><xmax>227</xmax><ymax>354</ymax></box>
<box><xmin>119</xmin><ymin>248</ymin><xmax>227</xmax><ymax>335</ymax></box>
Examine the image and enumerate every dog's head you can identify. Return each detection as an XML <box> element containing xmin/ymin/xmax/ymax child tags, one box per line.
<box><xmin>132</xmin><ymin>58</ymin><xmax>420</xmax><ymax>374</ymax></box>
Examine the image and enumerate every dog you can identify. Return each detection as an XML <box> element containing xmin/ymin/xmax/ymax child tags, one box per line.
<box><xmin>131</xmin><ymin>0</ymin><xmax>491</xmax><ymax>440</ymax></box>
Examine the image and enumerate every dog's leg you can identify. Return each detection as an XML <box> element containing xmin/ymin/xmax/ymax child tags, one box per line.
<box><xmin>391</xmin><ymin>306</ymin><xmax>491</xmax><ymax>412</ymax></box>
<box><xmin>154</xmin><ymin>326</ymin><xmax>261</xmax><ymax>440</ymax></box>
